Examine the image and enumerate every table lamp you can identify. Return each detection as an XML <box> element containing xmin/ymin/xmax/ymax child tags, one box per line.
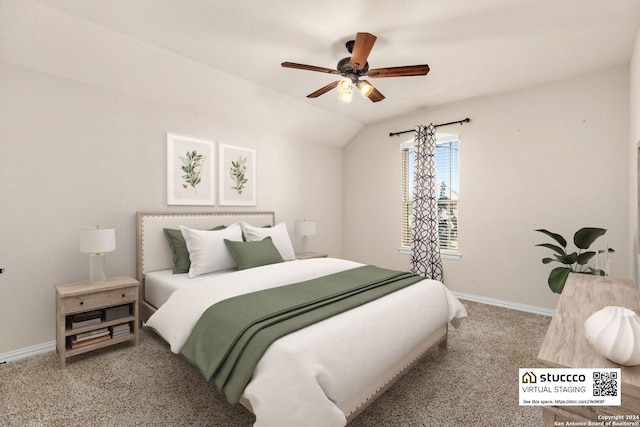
<box><xmin>294</xmin><ymin>220</ymin><xmax>316</xmax><ymax>255</ymax></box>
<box><xmin>79</xmin><ymin>226</ymin><xmax>116</xmax><ymax>284</ymax></box>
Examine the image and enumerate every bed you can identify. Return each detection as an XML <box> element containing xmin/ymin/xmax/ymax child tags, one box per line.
<box><xmin>136</xmin><ymin>211</ymin><xmax>467</xmax><ymax>426</ymax></box>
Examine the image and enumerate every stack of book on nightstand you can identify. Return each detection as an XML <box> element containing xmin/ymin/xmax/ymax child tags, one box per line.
<box><xmin>69</xmin><ymin>328</ymin><xmax>111</xmax><ymax>349</ymax></box>
<box><xmin>69</xmin><ymin>310</ymin><xmax>102</xmax><ymax>329</ymax></box>
<box><xmin>110</xmin><ymin>323</ymin><xmax>131</xmax><ymax>338</ymax></box>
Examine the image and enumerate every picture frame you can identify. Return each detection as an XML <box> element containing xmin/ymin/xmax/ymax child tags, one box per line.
<box><xmin>218</xmin><ymin>143</ymin><xmax>256</xmax><ymax>206</ymax></box>
<box><xmin>167</xmin><ymin>133</ymin><xmax>215</xmax><ymax>205</ymax></box>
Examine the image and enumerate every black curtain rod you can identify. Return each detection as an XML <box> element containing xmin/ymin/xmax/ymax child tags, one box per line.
<box><xmin>389</xmin><ymin>117</ymin><xmax>471</xmax><ymax>137</ymax></box>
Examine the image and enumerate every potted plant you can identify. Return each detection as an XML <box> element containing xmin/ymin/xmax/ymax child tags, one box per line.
<box><xmin>535</xmin><ymin>227</ymin><xmax>614</xmax><ymax>294</ymax></box>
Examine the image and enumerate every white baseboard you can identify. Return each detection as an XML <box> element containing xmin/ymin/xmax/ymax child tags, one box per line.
<box><xmin>453</xmin><ymin>291</ymin><xmax>555</xmax><ymax>317</ymax></box>
<box><xmin>0</xmin><ymin>341</ymin><xmax>56</xmax><ymax>364</ymax></box>
<box><xmin>0</xmin><ymin>293</ymin><xmax>553</xmax><ymax>364</ymax></box>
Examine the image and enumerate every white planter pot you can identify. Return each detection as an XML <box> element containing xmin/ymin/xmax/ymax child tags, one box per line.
<box><xmin>584</xmin><ymin>306</ymin><xmax>640</xmax><ymax>366</ymax></box>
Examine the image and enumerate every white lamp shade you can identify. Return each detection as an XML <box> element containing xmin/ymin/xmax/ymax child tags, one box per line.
<box><xmin>79</xmin><ymin>227</ymin><xmax>116</xmax><ymax>254</ymax></box>
<box><xmin>294</xmin><ymin>220</ymin><xmax>316</xmax><ymax>237</ymax></box>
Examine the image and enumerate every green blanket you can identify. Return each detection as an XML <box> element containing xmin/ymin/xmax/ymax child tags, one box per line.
<box><xmin>179</xmin><ymin>265</ymin><xmax>423</xmax><ymax>403</ymax></box>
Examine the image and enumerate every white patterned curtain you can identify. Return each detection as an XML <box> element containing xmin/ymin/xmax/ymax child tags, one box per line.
<box><xmin>411</xmin><ymin>124</ymin><xmax>443</xmax><ymax>281</ymax></box>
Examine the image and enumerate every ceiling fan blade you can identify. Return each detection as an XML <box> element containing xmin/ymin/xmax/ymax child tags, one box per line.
<box><xmin>307</xmin><ymin>81</ymin><xmax>340</xmax><ymax>98</ymax></box>
<box><xmin>349</xmin><ymin>32</ymin><xmax>377</xmax><ymax>70</ymax></box>
<box><xmin>281</xmin><ymin>62</ymin><xmax>339</xmax><ymax>74</ymax></box>
<box><xmin>368</xmin><ymin>64</ymin><xmax>430</xmax><ymax>78</ymax></box>
<box><xmin>366</xmin><ymin>87</ymin><xmax>385</xmax><ymax>103</ymax></box>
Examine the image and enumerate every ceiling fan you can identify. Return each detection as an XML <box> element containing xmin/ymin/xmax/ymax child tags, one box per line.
<box><xmin>281</xmin><ymin>32</ymin><xmax>430</xmax><ymax>103</ymax></box>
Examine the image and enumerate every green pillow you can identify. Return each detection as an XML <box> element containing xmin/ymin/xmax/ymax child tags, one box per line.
<box><xmin>224</xmin><ymin>237</ymin><xmax>284</xmax><ymax>270</ymax></box>
<box><xmin>163</xmin><ymin>226</ymin><xmax>226</xmax><ymax>274</ymax></box>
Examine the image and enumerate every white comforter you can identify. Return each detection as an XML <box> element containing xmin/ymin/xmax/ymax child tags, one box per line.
<box><xmin>146</xmin><ymin>258</ymin><xmax>467</xmax><ymax>427</ymax></box>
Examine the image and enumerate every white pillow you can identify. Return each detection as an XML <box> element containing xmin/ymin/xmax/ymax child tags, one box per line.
<box><xmin>180</xmin><ymin>223</ymin><xmax>243</xmax><ymax>278</ymax></box>
<box><xmin>241</xmin><ymin>222</ymin><xmax>296</xmax><ymax>261</ymax></box>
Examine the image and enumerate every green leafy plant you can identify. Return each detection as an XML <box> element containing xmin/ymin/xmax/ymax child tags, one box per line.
<box><xmin>180</xmin><ymin>150</ymin><xmax>206</xmax><ymax>189</ymax></box>
<box><xmin>229</xmin><ymin>156</ymin><xmax>248</xmax><ymax>195</ymax></box>
<box><xmin>535</xmin><ymin>227</ymin><xmax>614</xmax><ymax>294</ymax></box>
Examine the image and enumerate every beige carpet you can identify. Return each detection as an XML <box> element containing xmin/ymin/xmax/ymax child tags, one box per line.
<box><xmin>0</xmin><ymin>301</ymin><xmax>550</xmax><ymax>426</ymax></box>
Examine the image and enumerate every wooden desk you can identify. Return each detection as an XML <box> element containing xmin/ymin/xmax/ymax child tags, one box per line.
<box><xmin>537</xmin><ymin>273</ymin><xmax>640</xmax><ymax>424</ymax></box>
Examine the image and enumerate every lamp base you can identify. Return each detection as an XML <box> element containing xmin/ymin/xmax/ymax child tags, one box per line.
<box><xmin>89</xmin><ymin>253</ymin><xmax>107</xmax><ymax>285</ymax></box>
<box><xmin>301</xmin><ymin>236</ymin><xmax>311</xmax><ymax>255</ymax></box>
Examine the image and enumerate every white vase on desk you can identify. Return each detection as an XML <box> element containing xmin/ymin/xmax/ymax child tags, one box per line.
<box><xmin>584</xmin><ymin>306</ymin><xmax>640</xmax><ymax>366</ymax></box>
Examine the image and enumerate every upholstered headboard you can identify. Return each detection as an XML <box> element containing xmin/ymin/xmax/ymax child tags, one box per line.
<box><xmin>136</xmin><ymin>211</ymin><xmax>275</xmax><ymax>278</ymax></box>
<box><xmin>135</xmin><ymin>211</ymin><xmax>275</xmax><ymax>320</ymax></box>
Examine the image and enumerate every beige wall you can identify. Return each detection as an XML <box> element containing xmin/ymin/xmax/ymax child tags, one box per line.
<box><xmin>630</xmin><ymin>27</ymin><xmax>640</xmax><ymax>285</ymax></box>
<box><xmin>0</xmin><ymin>60</ymin><xmax>343</xmax><ymax>354</ymax></box>
<box><xmin>344</xmin><ymin>66</ymin><xmax>630</xmax><ymax>310</ymax></box>
<box><xmin>0</xmin><ymin>2</ymin><xmax>346</xmax><ymax>356</ymax></box>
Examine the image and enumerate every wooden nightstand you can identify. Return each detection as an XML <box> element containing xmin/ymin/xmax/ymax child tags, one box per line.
<box><xmin>55</xmin><ymin>275</ymin><xmax>139</xmax><ymax>367</ymax></box>
<box><xmin>295</xmin><ymin>252</ymin><xmax>328</xmax><ymax>260</ymax></box>
<box><xmin>537</xmin><ymin>273</ymin><xmax>640</xmax><ymax>424</ymax></box>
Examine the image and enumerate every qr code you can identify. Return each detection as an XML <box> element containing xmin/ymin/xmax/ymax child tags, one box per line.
<box><xmin>593</xmin><ymin>371</ymin><xmax>618</xmax><ymax>397</ymax></box>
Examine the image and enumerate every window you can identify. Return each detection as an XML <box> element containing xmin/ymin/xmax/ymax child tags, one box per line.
<box><xmin>401</xmin><ymin>134</ymin><xmax>460</xmax><ymax>257</ymax></box>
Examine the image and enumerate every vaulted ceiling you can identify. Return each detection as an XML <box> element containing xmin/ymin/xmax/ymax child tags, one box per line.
<box><xmin>13</xmin><ymin>0</ymin><xmax>640</xmax><ymax>146</ymax></box>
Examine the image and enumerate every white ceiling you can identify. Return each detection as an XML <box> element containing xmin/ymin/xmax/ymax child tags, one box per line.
<box><xmin>30</xmin><ymin>0</ymin><xmax>640</xmax><ymax>143</ymax></box>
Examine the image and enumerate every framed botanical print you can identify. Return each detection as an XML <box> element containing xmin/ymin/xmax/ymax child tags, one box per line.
<box><xmin>166</xmin><ymin>133</ymin><xmax>215</xmax><ymax>205</ymax></box>
<box><xmin>218</xmin><ymin>143</ymin><xmax>256</xmax><ymax>206</ymax></box>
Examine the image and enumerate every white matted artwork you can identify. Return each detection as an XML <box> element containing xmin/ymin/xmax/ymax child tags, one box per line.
<box><xmin>219</xmin><ymin>143</ymin><xmax>256</xmax><ymax>206</ymax></box>
<box><xmin>167</xmin><ymin>133</ymin><xmax>215</xmax><ymax>205</ymax></box>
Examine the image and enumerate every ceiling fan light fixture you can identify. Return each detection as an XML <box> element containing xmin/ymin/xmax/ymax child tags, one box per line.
<box><xmin>356</xmin><ymin>80</ymin><xmax>374</xmax><ymax>98</ymax></box>
<box><xmin>337</xmin><ymin>79</ymin><xmax>352</xmax><ymax>102</ymax></box>
<box><xmin>338</xmin><ymin>89</ymin><xmax>352</xmax><ymax>103</ymax></box>
<box><xmin>338</xmin><ymin>79</ymin><xmax>352</xmax><ymax>92</ymax></box>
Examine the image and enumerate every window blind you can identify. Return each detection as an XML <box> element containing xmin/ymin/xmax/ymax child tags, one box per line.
<box><xmin>401</xmin><ymin>147</ymin><xmax>413</xmax><ymax>247</ymax></box>
<box><xmin>435</xmin><ymin>140</ymin><xmax>459</xmax><ymax>251</ymax></box>
<box><xmin>401</xmin><ymin>137</ymin><xmax>459</xmax><ymax>251</ymax></box>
